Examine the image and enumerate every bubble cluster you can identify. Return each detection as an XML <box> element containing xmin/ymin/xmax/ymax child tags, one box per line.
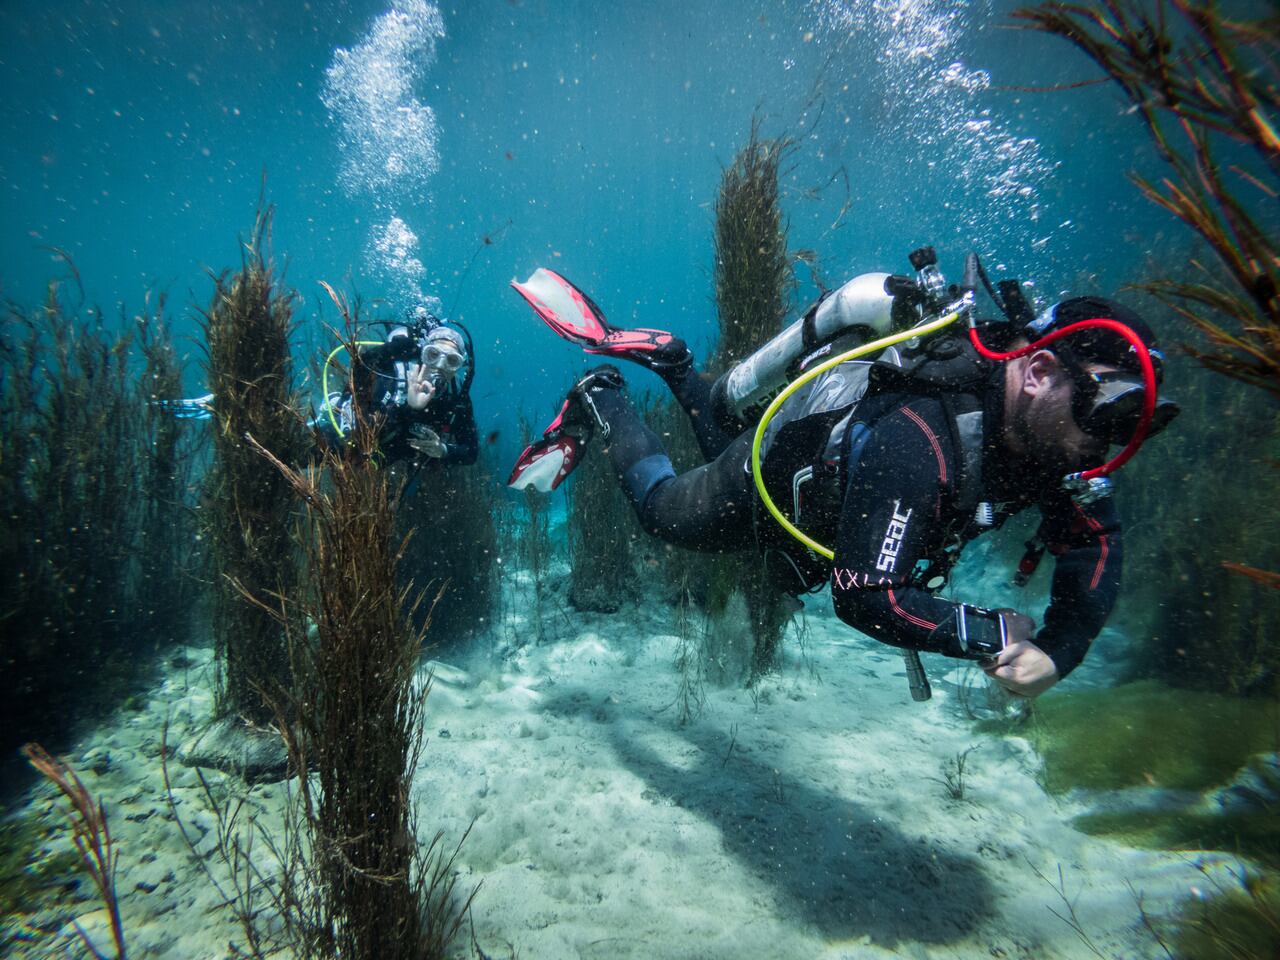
<box><xmin>368</xmin><ymin>216</ymin><xmax>428</xmax><ymax>305</ymax></box>
<box><xmin>809</xmin><ymin>0</ymin><xmax>1058</xmax><ymax>248</ymax></box>
<box><xmin>322</xmin><ymin>1</ymin><xmax>445</xmax><ymax>299</ymax></box>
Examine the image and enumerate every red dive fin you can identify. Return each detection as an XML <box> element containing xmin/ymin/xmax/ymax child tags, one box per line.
<box><xmin>510</xmin><ymin>268</ymin><xmax>612</xmax><ymax>347</ymax></box>
<box><xmin>511</xmin><ymin>268</ymin><xmax>690</xmax><ymax>373</ymax></box>
<box><xmin>507</xmin><ymin>394</ymin><xmax>584</xmax><ymax>493</ymax></box>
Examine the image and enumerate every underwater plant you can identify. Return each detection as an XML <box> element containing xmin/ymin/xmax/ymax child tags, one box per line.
<box><xmin>567</xmin><ymin>440</ymin><xmax>637</xmax><ymax>613</ymax></box>
<box><xmin>707</xmin><ymin>117</ymin><xmax>799</xmax><ymax>681</ymax></box>
<box><xmin>1118</xmin><ymin>343</ymin><xmax>1280</xmax><ymax>696</ymax></box>
<box><xmin>1016</xmin><ymin>0</ymin><xmax>1279</xmax><ymax>397</ymax></box>
<box><xmin>1028</xmin><ymin>681</ymin><xmax>1279</xmax><ymax>869</ymax></box>
<box><xmin>0</xmin><ymin>273</ymin><xmax>200</xmax><ymax>753</ymax></box>
<box><xmin>710</xmin><ymin>116</ymin><xmax>797</xmax><ymax>374</ymax></box>
<box><xmin>248</xmin><ymin>292</ymin><xmax>474</xmax><ymax>959</ymax></box>
<box><xmin>21</xmin><ymin>743</ymin><xmax>126</xmax><ymax>960</ymax></box>
<box><xmin>397</xmin><ymin>459</ymin><xmax>500</xmax><ymax>644</ymax></box>
<box><xmin>201</xmin><ymin>207</ymin><xmax>305</xmax><ymax>725</ymax></box>
<box><xmin>135</xmin><ymin>292</ymin><xmax>205</xmax><ymax>648</ymax></box>
<box><xmin>1163</xmin><ymin>861</ymin><xmax>1280</xmax><ymax>960</ymax></box>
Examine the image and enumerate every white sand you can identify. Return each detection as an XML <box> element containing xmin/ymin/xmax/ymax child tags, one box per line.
<box><xmin>6</xmin><ymin>559</ymin><xmax>1233</xmax><ymax>959</ymax></box>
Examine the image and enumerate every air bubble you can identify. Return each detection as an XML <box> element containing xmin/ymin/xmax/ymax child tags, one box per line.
<box><xmin>321</xmin><ymin>1</ymin><xmax>446</xmax><ymax>302</ymax></box>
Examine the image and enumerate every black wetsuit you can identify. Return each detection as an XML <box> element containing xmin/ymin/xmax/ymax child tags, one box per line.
<box><xmin>590</xmin><ymin>349</ymin><xmax>1120</xmax><ymax>679</ymax></box>
<box><xmin>322</xmin><ymin>336</ymin><xmax>479</xmax><ymax>467</ymax></box>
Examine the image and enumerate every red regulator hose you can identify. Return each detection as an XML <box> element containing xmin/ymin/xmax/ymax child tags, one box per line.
<box><xmin>967</xmin><ymin>319</ymin><xmax>1158</xmax><ymax>480</ymax></box>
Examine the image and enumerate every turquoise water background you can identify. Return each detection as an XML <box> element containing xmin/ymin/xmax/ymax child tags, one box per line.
<box><xmin>0</xmin><ymin>0</ymin><xmax>1191</xmax><ymax>449</ymax></box>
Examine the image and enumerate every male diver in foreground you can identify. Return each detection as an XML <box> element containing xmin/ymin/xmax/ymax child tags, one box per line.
<box><xmin>507</xmin><ymin>250</ymin><xmax>1179</xmax><ymax>700</ymax></box>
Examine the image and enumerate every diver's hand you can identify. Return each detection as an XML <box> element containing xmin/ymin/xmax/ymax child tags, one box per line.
<box><xmin>406</xmin><ymin>365</ymin><xmax>435</xmax><ymax>411</ymax></box>
<box><xmin>981</xmin><ymin>639</ymin><xmax>1059</xmax><ymax>698</ymax></box>
<box><xmin>408</xmin><ymin>426</ymin><xmax>446</xmax><ymax>458</ymax></box>
<box><xmin>996</xmin><ymin>609</ymin><xmax>1037</xmax><ymax>645</ymax></box>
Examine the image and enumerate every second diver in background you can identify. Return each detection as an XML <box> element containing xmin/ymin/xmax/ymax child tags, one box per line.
<box><xmin>316</xmin><ymin>306</ymin><xmax>479</xmax><ymax>472</ymax></box>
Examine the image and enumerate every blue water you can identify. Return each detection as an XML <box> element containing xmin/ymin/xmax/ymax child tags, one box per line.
<box><xmin>0</xmin><ymin>0</ymin><xmax>1186</xmax><ymax>452</ymax></box>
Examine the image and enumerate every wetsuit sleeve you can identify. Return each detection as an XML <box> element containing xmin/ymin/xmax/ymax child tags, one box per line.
<box><xmin>1033</xmin><ymin>492</ymin><xmax>1123</xmax><ymax>677</ymax></box>
<box><xmin>437</xmin><ymin>393</ymin><xmax>479</xmax><ymax>465</ymax></box>
<box><xmin>830</xmin><ymin>401</ymin><xmax>977</xmax><ymax>656</ymax></box>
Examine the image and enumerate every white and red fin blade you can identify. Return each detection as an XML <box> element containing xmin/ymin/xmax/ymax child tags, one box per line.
<box><xmin>507</xmin><ymin>435</ymin><xmax>582</xmax><ymax>493</ymax></box>
<box><xmin>510</xmin><ymin>268</ymin><xmax>610</xmax><ymax>346</ymax></box>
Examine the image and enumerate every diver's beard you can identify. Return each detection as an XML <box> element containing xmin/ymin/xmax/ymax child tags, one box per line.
<box><xmin>1012</xmin><ymin>424</ymin><xmax>1082</xmax><ymax>485</ymax></box>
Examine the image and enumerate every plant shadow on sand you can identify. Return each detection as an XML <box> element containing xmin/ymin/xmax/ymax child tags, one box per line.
<box><xmin>541</xmin><ymin>687</ymin><xmax>992</xmax><ymax>948</ymax></box>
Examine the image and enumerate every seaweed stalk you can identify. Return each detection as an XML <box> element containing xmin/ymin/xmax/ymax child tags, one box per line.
<box><xmin>1013</xmin><ymin>0</ymin><xmax>1280</xmax><ymax>397</ymax></box>
<box><xmin>201</xmin><ymin>205</ymin><xmax>304</xmax><ymax>724</ymax></box>
<box><xmin>249</xmin><ymin>287</ymin><xmax>474</xmax><ymax>959</ymax></box>
<box><xmin>709</xmin><ymin>115</ymin><xmax>798</xmax><ymax>680</ymax></box>
<box><xmin>22</xmin><ymin>742</ymin><xmax>126</xmax><ymax>960</ymax></box>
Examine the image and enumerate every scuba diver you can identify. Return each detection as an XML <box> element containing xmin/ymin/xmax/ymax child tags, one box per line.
<box><xmin>163</xmin><ymin>306</ymin><xmax>479</xmax><ymax>474</ymax></box>
<box><xmin>506</xmin><ymin>248</ymin><xmax>1180</xmax><ymax>701</ymax></box>
<box><xmin>316</xmin><ymin>306</ymin><xmax>479</xmax><ymax>470</ymax></box>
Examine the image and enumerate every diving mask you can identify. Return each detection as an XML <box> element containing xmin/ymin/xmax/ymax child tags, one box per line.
<box><xmin>1068</xmin><ymin>366</ymin><xmax>1180</xmax><ymax>446</ymax></box>
<box><xmin>419</xmin><ymin>326</ymin><xmax>467</xmax><ymax>385</ymax></box>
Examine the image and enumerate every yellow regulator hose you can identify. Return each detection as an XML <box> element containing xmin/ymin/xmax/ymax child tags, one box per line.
<box><xmin>322</xmin><ymin>341</ymin><xmax>385</xmax><ymax>437</ymax></box>
<box><xmin>750</xmin><ymin>308</ymin><xmax>964</xmax><ymax>560</ymax></box>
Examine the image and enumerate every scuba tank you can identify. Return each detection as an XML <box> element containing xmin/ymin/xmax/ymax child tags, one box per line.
<box><xmin>709</xmin><ymin>258</ymin><xmax>943</xmax><ymax>434</ymax></box>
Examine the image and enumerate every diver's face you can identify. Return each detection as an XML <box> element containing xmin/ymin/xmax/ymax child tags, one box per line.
<box><xmin>1006</xmin><ymin>351</ymin><xmax>1110</xmax><ymax>474</ymax></box>
<box><xmin>422</xmin><ymin>341</ymin><xmax>464</xmax><ymax>385</ymax></box>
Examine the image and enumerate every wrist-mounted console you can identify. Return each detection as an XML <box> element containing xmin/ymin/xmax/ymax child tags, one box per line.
<box><xmin>954</xmin><ymin>605</ymin><xmax>1008</xmax><ymax>661</ymax></box>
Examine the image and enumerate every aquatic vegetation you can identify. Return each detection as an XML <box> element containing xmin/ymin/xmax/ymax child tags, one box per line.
<box><xmin>21</xmin><ymin>743</ymin><xmax>126</xmax><ymax>960</ymax></box>
<box><xmin>1032</xmin><ymin>681</ymin><xmax>1276</xmax><ymax>794</ymax></box>
<box><xmin>710</xmin><ymin>116</ymin><xmax>796</xmax><ymax>373</ymax></box>
<box><xmin>1016</xmin><ymin>0</ymin><xmax>1280</xmax><ymax>596</ymax></box>
<box><xmin>135</xmin><ymin>295</ymin><xmax>205</xmax><ymax>646</ymax></box>
<box><xmin>0</xmin><ymin>808</ymin><xmax>82</xmax><ymax>943</ymax></box>
<box><xmin>397</xmin><ymin>460</ymin><xmax>500</xmax><ymax>643</ymax></box>
<box><xmin>568</xmin><ymin>441</ymin><xmax>637</xmax><ymax>613</ymax></box>
<box><xmin>927</xmin><ymin>746</ymin><xmax>979</xmax><ymax>802</ymax></box>
<box><xmin>1015</xmin><ymin>0</ymin><xmax>1279</xmax><ymax>389</ymax></box>
<box><xmin>201</xmin><ymin>207</ymin><xmax>305</xmax><ymax>725</ymax></box>
<box><xmin>1028</xmin><ymin>681</ymin><xmax>1279</xmax><ymax>871</ymax></box>
<box><xmin>0</xmin><ymin>278</ymin><xmax>199</xmax><ymax>753</ymax></box>
<box><xmin>249</xmin><ymin>299</ymin><xmax>475</xmax><ymax>959</ymax></box>
<box><xmin>1118</xmin><ymin>348</ymin><xmax>1280</xmax><ymax>697</ymax></box>
<box><xmin>1163</xmin><ymin>862</ymin><xmax>1280</xmax><ymax>960</ymax></box>
<box><xmin>707</xmin><ymin>118</ymin><xmax>799</xmax><ymax>681</ymax></box>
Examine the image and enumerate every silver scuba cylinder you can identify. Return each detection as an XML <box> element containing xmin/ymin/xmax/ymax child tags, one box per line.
<box><xmin>710</xmin><ymin>272</ymin><xmax>907</xmax><ymax>433</ymax></box>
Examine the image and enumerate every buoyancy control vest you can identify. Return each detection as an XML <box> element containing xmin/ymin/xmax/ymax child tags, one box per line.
<box><xmin>754</xmin><ymin>332</ymin><xmax>997</xmax><ymax>593</ymax></box>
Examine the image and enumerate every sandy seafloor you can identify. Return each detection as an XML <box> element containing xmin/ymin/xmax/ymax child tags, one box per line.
<box><xmin>5</xmin><ymin>553</ymin><xmax>1237</xmax><ymax>960</ymax></box>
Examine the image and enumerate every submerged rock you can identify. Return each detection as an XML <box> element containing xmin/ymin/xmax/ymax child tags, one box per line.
<box><xmin>1208</xmin><ymin>752</ymin><xmax>1280</xmax><ymax>815</ymax></box>
<box><xmin>176</xmin><ymin>717</ymin><xmax>290</xmax><ymax>783</ymax></box>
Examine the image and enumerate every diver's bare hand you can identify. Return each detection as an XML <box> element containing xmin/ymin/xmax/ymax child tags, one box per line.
<box><xmin>996</xmin><ymin>609</ymin><xmax>1037</xmax><ymax>645</ymax></box>
<box><xmin>406</xmin><ymin>366</ymin><xmax>435</xmax><ymax>411</ymax></box>
<box><xmin>408</xmin><ymin>426</ymin><xmax>446</xmax><ymax>458</ymax></box>
<box><xmin>981</xmin><ymin>640</ymin><xmax>1059</xmax><ymax>698</ymax></box>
